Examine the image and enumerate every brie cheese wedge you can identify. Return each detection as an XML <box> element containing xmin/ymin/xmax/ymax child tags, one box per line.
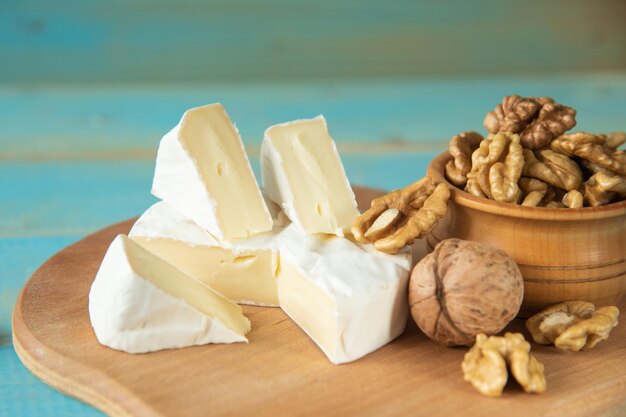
<box><xmin>261</xmin><ymin>116</ymin><xmax>359</xmax><ymax>236</ymax></box>
<box><xmin>129</xmin><ymin>201</ymin><xmax>282</xmax><ymax>306</ymax></box>
<box><xmin>152</xmin><ymin>103</ymin><xmax>273</xmax><ymax>240</ymax></box>
<box><xmin>275</xmin><ymin>224</ymin><xmax>411</xmax><ymax>364</ymax></box>
<box><xmin>89</xmin><ymin>234</ymin><xmax>251</xmax><ymax>353</ymax></box>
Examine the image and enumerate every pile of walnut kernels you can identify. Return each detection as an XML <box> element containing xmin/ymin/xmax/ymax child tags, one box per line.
<box><xmin>444</xmin><ymin>95</ymin><xmax>626</xmax><ymax>208</ymax></box>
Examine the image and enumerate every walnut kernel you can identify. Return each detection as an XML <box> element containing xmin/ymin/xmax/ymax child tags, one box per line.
<box><xmin>445</xmin><ymin>131</ymin><xmax>484</xmax><ymax>187</ymax></box>
<box><xmin>522</xmin><ymin>149</ymin><xmax>582</xmax><ymax>191</ymax></box>
<box><xmin>551</xmin><ymin>132</ymin><xmax>626</xmax><ymax>176</ymax></box>
<box><xmin>465</xmin><ymin>132</ymin><xmax>522</xmax><ymax>202</ymax></box>
<box><xmin>484</xmin><ymin>95</ymin><xmax>576</xmax><ymax>149</ymax></box>
<box><xmin>352</xmin><ymin>177</ymin><xmax>450</xmax><ymax>254</ymax></box>
<box><xmin>462</xmin><ymin>333</ymin><xmax>546</xmax><ymax>397</ymax></box>
<box><xmin>526</xmin><ymin>301</ymin><xmax>620</xmax><ymax>351</ymax></box>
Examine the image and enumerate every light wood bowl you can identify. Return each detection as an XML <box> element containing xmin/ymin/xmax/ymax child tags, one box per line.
<box><xmin>427</xmin><ymin>151</ymin><xmax>626</xmax><ymax>317</ymax></box>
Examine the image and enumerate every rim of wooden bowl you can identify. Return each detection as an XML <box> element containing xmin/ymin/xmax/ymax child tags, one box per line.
<box><xmin>427</xmin><ymin>151</ymin><xmax>626</xmax><ymax>221</ymax></box>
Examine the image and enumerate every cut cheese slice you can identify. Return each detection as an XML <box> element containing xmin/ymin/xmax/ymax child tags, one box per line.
<box><xmin>152</xmin><ymin>103</ymin><xmax>272</xmax><ymax>240</ymax></box>
<box><xmin>129</xmin><ymin>201</ymin><xmax>281</xmax><ymax>306</ymax></box>
<box><xmin>89</xmin><ymin>234</ymin><xmax>251</xmax><ymax>353</ymax></box>
<box><xmin>275</xmin><ymin>224</ymin><xmax>411</xmax><ymax>364</ymax></box>
<box><xmin>261</xmin><ymin>116</ymin><xmax>359</xmax><ymax>236</ymax></box>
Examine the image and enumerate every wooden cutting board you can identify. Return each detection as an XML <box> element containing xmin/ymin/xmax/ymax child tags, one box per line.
<box><xmin>12</xmin><ymin>187</ymin><xmax>626</xmax><ymax>417</ymax></box>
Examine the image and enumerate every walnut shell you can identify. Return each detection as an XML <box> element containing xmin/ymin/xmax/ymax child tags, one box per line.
<box><xmin>408</xmin><ymin>239</ymin><xmax>524</xmax><ymax>346</ymax></box>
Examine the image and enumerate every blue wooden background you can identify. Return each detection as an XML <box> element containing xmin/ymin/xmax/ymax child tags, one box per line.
<box><xmin>3</xmin><ymin>0</ymin><xmax>626</xmax><ymax>83</ymax></box>
<box><xmin>1</xmin><ymin>1</ymin><xmax>626</xmax><ymax>416</ymax></box>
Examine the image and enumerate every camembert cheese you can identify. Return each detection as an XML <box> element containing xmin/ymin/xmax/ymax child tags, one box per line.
<box><xmin>152</xmin><ymin>103</ymin><xmax>273</xmax><ymax>240</ymax></box>
<box><xmin>89</xmin><ymin>235</ymin><xmax>251</xmax><ymax>353</ymax></box>
<box><xmin>275</xmin><ymin>224</ymin><xmax>411</xmax><ymax>364</ymax></box>
<box><xmin>129</xmin><ymin>201</ymin><xmax>281</xmax><ymax>306</ymax></box>
<box><xmin>261</xmin><ymin>116</ymin><xmax>359</xmax><ymax>236</ymax></box>
<box><xmin>129</xmin><ymin>202</ymin><xmax>411</xmax><ymax>363</ymax></box>
<box><xmin>89</xmin><ymin>104</ymin><xmax>413</xmax><ymax>365</ymax></box>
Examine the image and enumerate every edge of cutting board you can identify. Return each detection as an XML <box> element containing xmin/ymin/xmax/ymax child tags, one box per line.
<box><xmin>12</xmin><ymin>217</ymin><xmax>161</xmax><ymax>417</ymax></box>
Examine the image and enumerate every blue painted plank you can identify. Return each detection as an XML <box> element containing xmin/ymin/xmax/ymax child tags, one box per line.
<box><xmin>0</xmin><ymin>346</ymin><xmax>105</xmax><ymax>417</ymax></box>
<box><xmin>0</xmin><ymin>161</ymin><xmax>157</xmax><ymax>237</ymax></box>
<box><xmin>0</xmin><ymin>236</ymin><xmax>80</xmax><ymax>340</ymax></box>
<box><xmin>0</xmin><ymin>152</ymin><xmax>438</xmax><ymax>237</ymax></box>
<box><xmin>2</xmin><ymin>75</ymin><xmax>625</xmax><ymax>160</ymax></box>
<box><xmin>1</xmin><ymin>0</ymin><xmax>625</xmax><ymax>84</ymax></box>
<box><xmin>0</xmin><ymin>236</ymin><xmax>99</xmax><ymax>416</ymax></box>
<box><xmin>345</xmin><ymin>151</ymin><xmax>438</xmax><ymax>191</ymax></box>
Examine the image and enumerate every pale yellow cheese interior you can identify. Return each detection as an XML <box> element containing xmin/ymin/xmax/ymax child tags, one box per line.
<box><xmin>180</xmin><ymin>104</ymin><xmax>272</xmax><ymax>239</ymax></box>
<box><xmin>277</xmin><ymin>260</ymin><xmax>337</xmax><ymax>354</ymax></box>
<box><xmin>265</xmin><ymin>118</ymin><xmax>359</xmax><ymax>235</ymax></box>
<box><xmin>131</xmin><ymin>237</ymin><xmax>279</xmax><ymax>306</ymax></box>
<box><xmin>122</xmin><ymin>236</ymin><xmax>251</xmax><ymax>336</ymax></box>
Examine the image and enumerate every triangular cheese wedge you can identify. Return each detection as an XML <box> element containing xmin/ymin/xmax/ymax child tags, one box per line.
<box><xmin>89</xmin><ymin>235</ymin><xmax>251</xmax><ymax>353</ymax></box>
<box><xmin>152</xmin><ymin>103</ymin><xmax>272</xmax><ymax>240</ymax></box>
<box><xmin>129</xmin><ymin>201</ymin><xmax>281</xmax><ymax>306</ymax></box>
<box><xmin>261</xmin><ymin>116</ymin><xmax>359</xmax><ymax>236</ymax></box>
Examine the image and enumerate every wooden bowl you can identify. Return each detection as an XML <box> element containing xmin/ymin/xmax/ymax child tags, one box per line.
<box><xmin>427</xmin><ymin>151</ymin><xmax>626</xmax><ymax>317</ymax></box>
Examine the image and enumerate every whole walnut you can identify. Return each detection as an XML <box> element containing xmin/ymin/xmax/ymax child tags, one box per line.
<box><xmin>409</xmin><ymin>239</ymin><xmax>524</xmax><ymax>346</ymax></box>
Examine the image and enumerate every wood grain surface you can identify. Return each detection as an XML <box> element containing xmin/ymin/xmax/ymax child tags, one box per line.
<box><xmin>4</xmin><ymin>0</ymin><xmax>626</xmax><ymax>85</ymax></box>
<box><xmin>4</xmin><ymin>75</ymin><xmax>626</xmax><ymax>162</ymax></box>
<box><xmin>12</xmin><ymin>187</ymin><xmax>626</xmax><ymax>417</ymax></box>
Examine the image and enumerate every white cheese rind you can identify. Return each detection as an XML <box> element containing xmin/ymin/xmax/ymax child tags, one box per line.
<box><xmin>152</xmin><ymin>103</ymin><xmax>272</xmax><ymax>240</ymax></box>
<box><xmin>130</xmin><ymin>201</ymin><xmax>222</xmax><ymax>248</ymax></box>
<box><xmin>129</xmin><ymin>201</ymin><xmax>281</xmax><ymax>306</ymax></box>
<box><xmin>275</xmin><ymin>224</ymin><xmax>411</xmax><ymax>364</ymax></box>
<box><xmin>261</xmin><ymin>138</ymin><xmax>299</xmax><ymax>226</ymax></box>
<box><xmin>261</xmin><ymin>116</ymin><xmax>359</xmax><ymax>236</ymax></box>
<box><xmin>129</xmin><ymin>200</ymin><xmax>282</xmax><ymax>252</ymax></box>
<box><xmin>89</xmin><ymin>235</ymin><xmax>248</xmax><ymax>353</ymax></box>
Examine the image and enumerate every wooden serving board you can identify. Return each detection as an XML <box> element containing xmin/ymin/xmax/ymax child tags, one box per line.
<box><xmin>12</xmin><ymin>187</ymin><xmax>626</xmax><ymax>417</ymax></box>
